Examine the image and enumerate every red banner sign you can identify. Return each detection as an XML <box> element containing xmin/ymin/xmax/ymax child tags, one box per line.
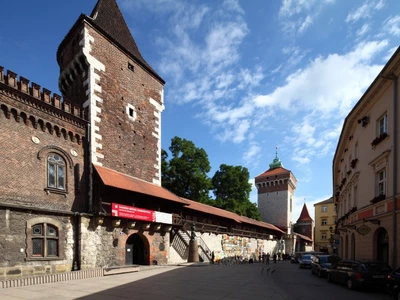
<box><xmin>111</xmin><ymin>203</ymin><xmax>155</xmax><ymax>222</ymax></box>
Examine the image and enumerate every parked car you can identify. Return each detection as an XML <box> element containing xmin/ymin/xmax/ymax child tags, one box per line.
<box><xmin>387</xmin><ymin>267</ymin><xmax>400</xmax><ymax>299</ymax></box>
<box><xmin>327</xmin><ymin>260</ymin><xmax>392</xmax><ymax>290</ymax></box>
<box><xmin>311</xmin><ymin>255</ymin><xmax>341</xmax><ymax>277</ymax></box>
<box><xmin>291</xmin><ymin>251</ymin><xmax>324</xmax><ymax>264</ymax></box>
<box><xmin>299</xmin><ymin>254</ymin><xmax>313</xmax><ymax>268</ymax></box>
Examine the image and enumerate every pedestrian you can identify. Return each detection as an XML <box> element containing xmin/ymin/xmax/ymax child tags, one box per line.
<box><xmin>266</xmin><ymin>253</ymin><xmax>270</xmax><ymax>265</ymax></box>
<box><xmin>273</xmin><ymin>253</ymin><xmax>277</xmax><ymax>264</ymax></box>
<box><xmin>211</xmin><ymin>251</ymin><xmax>215</xmax><ymax>264</ymax></box>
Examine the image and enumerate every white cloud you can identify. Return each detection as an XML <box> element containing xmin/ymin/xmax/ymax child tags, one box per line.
<box><xmin>383</xmin><ymin>15</ymin><xmax>400</xmax><ymax>37</ymax></box>
<box><xmin>375</xmin><ymin>0</ymin><xmax>386</xmax><ymax>10</ymax></box>
<box><xmin>135</xmin><ymin>0</ymin><xmax>390</xmax><ymax>172</ymax></box>
<box><xmin>346</xmin><ymin>3</ymin><xmax>371</xmax><ymax>23</ymax></box>
<box><xmin>278</xmin><ymin>0</ymin><xmax>334</xmax><ymax>36</ymax></box>
<box><xmin>298</xmin><ymin>15</ymin><xmax>313</xmax><ymax>34</ymax></box>
<box><xmin>243</xmin><ymin>143</ymin><xmax>262</xmax><ymax>165</ymax></box>
<box><xmin>346</xmin><ymin>0</ymin><xmax>385</xmax><ymax>23</ymax></box>
<box><xmin>356</xmin><ymin>23</ymin><xmax>370</xmax><ymax>37</ymax></box>
<box><xmin>279</xmin><ymin>0</ymin><xmax>316</xmax><ymax>17</ymax></box>
<box><xmin>222</xmin><ymin>0</ymin><xmax>244</xmax><ymax>14</ymax></box>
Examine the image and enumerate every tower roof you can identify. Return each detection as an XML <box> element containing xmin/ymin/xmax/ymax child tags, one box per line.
<box><xmin>269</xmin><ymin>147</ymin><xmax>283</xmax><ymax>169</ymax></box>
<box><xmin>57</xmin><ymin>0</ymin><xmax>164</xmax><ymax>84</ymax></box>
<box><xmin>297</xmin><ymin>203</ymin><xmax>313</xmax><ymax>222</ymax></box>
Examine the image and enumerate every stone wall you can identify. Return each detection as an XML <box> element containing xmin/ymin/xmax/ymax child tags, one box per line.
<box><xmin>168</xmin><ymin>232</ymin><xmax>279</xmax><ymax>264</ymax></box>
<box><xmin>0</xmin><ymin>210</ymin><xmax>74</xmax><ymax>281</ymax></box>
<box><xmin>258</xmin><ymin>190</ymin><xmax>290</xmax><ymax>230</ymax></box>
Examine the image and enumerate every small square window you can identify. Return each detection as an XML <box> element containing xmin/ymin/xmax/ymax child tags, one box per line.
<box><xmin>126</xmin><ymin>104</ymin><xmax>136</xmax><ymax>121</ymax></box>
<box><xmin>321</xmin><ymin>219</ymin><xmax>327</xmax><ymax>226</ymax></box>
<box><xmin>321</xmin><ymin>233</ymin><xmax>327</xmax><ymax>240</ymax></box>
<box><xmin>128</xmin><ymin>63</ymin><xmax>134</xmax><ymax>72</ymax></box>
<box><xmin>321</xmin><ymin>206</ymin><xmax>327</xmax><ymax>212</ymax></box>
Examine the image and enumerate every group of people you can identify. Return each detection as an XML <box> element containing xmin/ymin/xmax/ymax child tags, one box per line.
<box><xmin>261</xmin><ymin>252</ymin><xmax>291</xmax><ymax>264</ymax></box>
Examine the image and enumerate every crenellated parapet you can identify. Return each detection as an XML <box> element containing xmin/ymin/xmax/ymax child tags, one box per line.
<box><xmin>0</xmin><ymin>66</ymin><xmax>87</xmax><ymax>127</ymax></box>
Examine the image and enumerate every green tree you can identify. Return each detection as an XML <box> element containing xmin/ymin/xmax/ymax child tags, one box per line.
<box><xmin>212</xmin><ymin>164</ymin><xmax>260</xmax><ymax>220</ymax></box>
<box><xmin>161</xmin><ymin>137</ymin><xmax>211</xmax><ymax>203</ymax></box>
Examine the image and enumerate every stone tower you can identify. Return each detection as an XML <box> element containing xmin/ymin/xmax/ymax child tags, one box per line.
<box><xmin>255</xmin><ymin>149</ymin><xmax>297</xmax><ymax>233</ymax></box>
<box><xmin>56</xmin><ymin>0</ymin><xmax>165</xmax><ymax>185</ymax></box>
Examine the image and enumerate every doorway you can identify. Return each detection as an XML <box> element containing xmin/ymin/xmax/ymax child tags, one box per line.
<box><xmin>125</xmin><ymin>234</ymin><xmax>147</xmax><ymax>265</ymax></box>
<box><xmin>376</xmin><ymin>228</ymin><xmax>389</xmax><ymax>263</ymax></box>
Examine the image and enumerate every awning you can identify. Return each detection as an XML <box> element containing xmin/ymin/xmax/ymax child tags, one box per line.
<box><xmin>94</xmin><ymin>165</ymin><xmax>188</xmax><ymax>205</ymax></box>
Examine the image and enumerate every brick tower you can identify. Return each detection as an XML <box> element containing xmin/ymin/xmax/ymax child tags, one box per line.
<box><xmin>294</xmin><ymin>203</ymin><xmax>314</xmax><ymax>239</ymax></box>
<box><xmin>255</xmin><ymin>149</ymin><xmax>297</xmax><ymax>233</ymax></box>
<box><xmin>57</xmin><ymin>0</ymin><xmax>165</xmax><ymax>185</ymax></box>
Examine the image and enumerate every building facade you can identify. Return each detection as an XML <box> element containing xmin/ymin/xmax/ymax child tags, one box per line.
<box><xmin>333</xmin><ymin>47</ymin><xmax>400</xmax><ymax>268</ymax></box>
<box><xmin>313</xmin><ymin>197</ymin><xmax>336</xmax><ymax>253</ymax></box>
<box><xmin>0</xmin><ymin>0</ymin><xmax>285</xmax><ymax>282</ymax></box>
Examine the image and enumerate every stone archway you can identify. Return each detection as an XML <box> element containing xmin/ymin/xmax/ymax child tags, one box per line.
<box><xmin>125</xmin><ymin>233</ymin><xmax>149</xmax><ymax>265</ymax></box>
<box><xmin>375</xmin><ymin>228</ymin><xmax>389</xmax><ymax>263</ymax></box>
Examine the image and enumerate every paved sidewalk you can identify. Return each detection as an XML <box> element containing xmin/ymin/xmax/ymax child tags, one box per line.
<box><xmin>0</xmin><ymin>263</ymin><xmax>293</xmax><ymax>300</ymax></box>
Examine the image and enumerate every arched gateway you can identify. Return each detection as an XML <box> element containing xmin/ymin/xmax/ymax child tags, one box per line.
<box><xmin>125</xmin><ymin>234</ymin><xmax>149</xmax><ymax>265</ymax></box>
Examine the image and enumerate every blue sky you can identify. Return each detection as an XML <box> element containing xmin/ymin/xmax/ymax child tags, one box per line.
<box><xmin>1</xmin><ymin>0</ymin><xmax>399</xmax><ymax>221</ymax></box>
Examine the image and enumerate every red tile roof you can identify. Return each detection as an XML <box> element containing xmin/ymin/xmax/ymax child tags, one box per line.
<box><xmin>238</xmin><ymin>216</ymin><xmax>285</xmax><ymax>233</ymax></box>
<box><xmin>94</xmin><ymin>165</ymin><xmax>187</xmax><ymax>204</ymax></box>
<box><xmin>183</xmin><ymin>199</ymin><xmax>242</xmax><ymax>223</ymax></box>
<box><xmin>255</xmin><ymin>167</ymin><xmax>291</xmax><ymax>179</ymax></box>
<box><xmin>297</xmin><ymin>203</ymin><xmax>313</xmax><ymax>222</ymax></box>
<box><xmin>295</xmin><ymin>232</ymin><xmax>313</xmax><ymax>242</ymax></box>
<box><xmin>183</xmin><ymin>198</ymin><xmax>285</xmax><ymax>233</ymax></box>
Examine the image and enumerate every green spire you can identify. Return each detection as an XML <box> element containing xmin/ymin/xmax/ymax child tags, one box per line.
<box><xmin>269</xmin><ymin>146</ymin><xmax>283</xmax><ymax>169</ymax></box>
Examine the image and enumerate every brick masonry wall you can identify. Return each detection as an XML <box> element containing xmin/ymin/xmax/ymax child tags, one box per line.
<box><xmin>82</xmin><ymin>25</ymin><xmax>164</xmax><ymax>183</ymax></box>
<box><xmin>0</xmin><ymin>102</ymin><xmax>85</xmax><ymax>212</ymax></box>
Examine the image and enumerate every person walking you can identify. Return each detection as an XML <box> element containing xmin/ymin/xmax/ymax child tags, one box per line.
<box><xmin>266</xmin><ymin>253</ymin><xmax>270</xmax><ymax>265</ymax></box>
<box><xmin>273</xmin><ymin>253</ymin><xmax>277</xmax><ymax>264</ymax></box>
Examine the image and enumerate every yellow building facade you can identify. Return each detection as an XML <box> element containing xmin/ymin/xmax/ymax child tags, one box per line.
<box><xmin>314</xmin><ymin>198</ymin><xmax>336</xmax><ymax>254</ymax></box>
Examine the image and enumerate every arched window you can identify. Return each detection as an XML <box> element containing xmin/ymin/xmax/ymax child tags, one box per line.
<box><xmin>32</xmin><ymin>223</ymin><xmax>59</xmax><ymax>257</ymax></box>
<box><xmin>47</xmin><ymin>154</ymin><xmax>66</xmax><ymax>190</ymax></box>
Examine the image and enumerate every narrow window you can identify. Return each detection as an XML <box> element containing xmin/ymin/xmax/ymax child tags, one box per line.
<box><xmin>128</xmin><ymin>62</ymin><xmax>134</xmax><ymax>72</ymax></box>
<box><xmin>126</xmin><ymin>104</ymin><xmax>136</xmax><ymax>121</ymax></box>
<box><xmin>47</xmin><ymin>154</ymin><xmax>66</xmax><ymax>190</ymax></box>
<box><xmin>377</xmin><ymin>169</ymin><xmax>386</xmax><ymax>196</ymax></box>
<box><xmin>378</xmin><ymin>113</ymin><xmax>388</xmax><ymax>135</ymax></box>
